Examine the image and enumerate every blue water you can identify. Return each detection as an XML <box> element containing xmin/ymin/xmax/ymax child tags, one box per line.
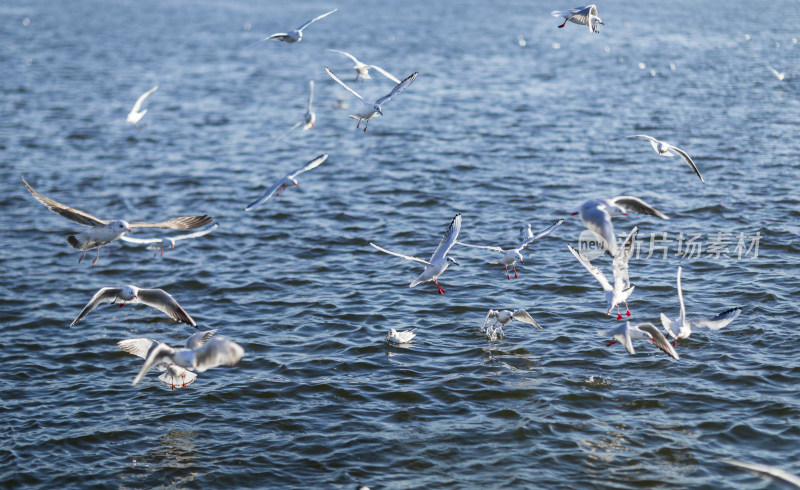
<box><xmin>2</xmin><ymin>0</ymin><xmax>800</xmax><ymax>488</ymax></box>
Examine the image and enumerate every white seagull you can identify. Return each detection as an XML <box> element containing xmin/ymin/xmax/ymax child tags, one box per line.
<box><xmin>456</xmin><ymin>219</ymin><xmax>563</xmax><ymax>280</ymax></box>
<box><xmin>567</xmin><ymin>226</ymin><xmax>638</xmax><ymax>320</ymax></box>
<box><xmin>275</xmin><ymin>80</ymin><xmax>316</xmax><ymax>142</ymax></box>
<box><xmin>248</xmin><ymin>8</ymin><xmax>337</xmax><ymax>46</ymax></box>
<box><xmin>244</xmin><ymin>153</ymin><xmax>327</xmax><ymax>211</ymax></box>
<box><xmin>120</xmin><ymin>222</ymin><xmax>218</xmax><ymax>257</ymax></box>
<box><xmin>370</xmin><ymin>214</ymin><xmax>461</xmax><ymax>295</ymax></box>
<box><xmin>614</xmin><ymin>134</ymin><xmax>704</xmax><ymax>183</ymax></box>
<box><xmin>325</xmin><ymin>66</ymin><xmax>418</xmax><ymax>132</ymax></box>
<box><xmin>126</xmin><ymin>85</ymin><xmax>158</xmax><ymax>130</ymax></box>
<box><xmin>132</xmin><ymin>337</ymin><xmax>245</xmax><ymax>386</ymax></box>
<box><xmin>766</xmin><ymin>65</ymin><xmax>789</xmax><ymax>81</ymax></box>
<box><xmin>70</xmin><ymin>285</ymin><xmax>197</xmax><ymax>327</ymax></box>
<box><xmin>118</xmin><ymin>329</ymin><xmax>218</xmax><ymax>389</ymax></box>
<box><xmin>327</xmin><ymin>49</ymin><xmax>401</xmax><ymax>83</ymax></box>
<box><xmin>551</xmin><ymin>5</ymin><xmax>603</xmax><ymax>33</ymax></box>
<box><xmin>22</xmin><ymin>177</ymin><xmax>213</xmax><ymax>265</ymax></box>
<box><xmin>479</xmin><ymin>309</ymin><xmax>542</xmax><ymax>339</ymax></box>
<box><xmin>570</xmin><ymin>196</ymin><xmax>668</xmax><ymax>256</ymax></box>
<box><xmin>385</xmin><ymin>328</ymin><xmax>416</xmax><ymax>344</ymax></box>
<box><xmin>598</xmin><ymin>321</ymin><xmax>679</xmax><ymax>360</ymax></box>
<box><xmin>660</xmin><ymin>266</ymin><xmax>743</xmax><ymax>346</ymax></box>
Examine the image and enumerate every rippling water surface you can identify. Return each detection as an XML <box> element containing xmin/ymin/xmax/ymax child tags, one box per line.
<box><xmin>2</xmin><ymin>0</ymin><xmax>800</xmax><ymax>488</ymax></box>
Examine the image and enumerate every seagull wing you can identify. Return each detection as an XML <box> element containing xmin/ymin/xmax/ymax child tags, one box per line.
<box><xmin>370</xmin><ymin>242</ymin><xmax>430</xmax><ymax>265</ymax></box>
<box><xmin>327</xmin><ymin>49</ymin><xmax>360</xmax><ymax>64</ymax></box>
<box><xmin>666</xmin><ymin>144</ymin><xmax>705</xmax><ymax>183</ymax></box>
<box><xmin>22</xmin><ymin>177</ymin><xmax>107</xmax><ymax>227</ymax></box>
<box><xmin>131</xmin><ymin>85</ymin><xmax>158</xmax><ymax>113</ymax></box>
<box><xmin>611</xmin><ymin>196</ymin><xmax>669</xmax><ymax>219</ymax></box>
<box><xmin>430</xmin><ymin>213</ymin><xmax>462</xmax><ymax>262</ymax></box>
<box><xmin>612</xmin><ymin>226</ymin><xmax>638</xmax><ymax>290</ymax></box>
<box><xmin>567</xmin><ymin>245</ymin><xmax>612</xmax><ymax>292</ymax></box>
<box><xmin>455</xmin><ymin>241</ymin><xmax>504</xmax><ymax>253</ymax></box>
<box><xmin>136</xmin><ymin>288</ymin><xmax>197</xmax><ymax>327</ymax></box>
<box><xmin>117</xmin><ymin>338</ymin><xmax>157</xmax><ymax>359</ymax></box>
<box><xmin>766</xmin><ymin>65</ymin><xmax>783</xmax><ymax>79</ymax></box>
<box><xmin>660</xmin><ymin>312</ymin><xmax>678</xmax><ymax>338</ymax></box>
<box><xmin>132</xmin><ymin>343</ymin><xmax>176</xmax><ymax>385</ymax></box>
<box><xmin>517</xmin><ymin>218</ymin><xmax>564</xmax><ymax>250</ymax></box>
<box><xmin>184</xmin><ymin>329</ymin><xmax>218</xmax><ymax>350</ymax></box>
<box><xmin>722</xmin><ymin>459</ymin><xmax>800</xmax><ymax>487</ymax></box>
<box><xmin>128</xmin><ymin>215</ymin><xmax>214</xmax><ymax>230</ymax></box>
<box><xmin>368</xmin><ymin>64</ymin><xmax>402</xmax><ymax>84</ymax></box>
<box><xmin>289</xmin><ymin>153</ymin><xmax>328</xmax><ymax>179</ymax></box>
<box><xmin>375</xmin><ymin>72</ymin><xmax>418</xmax><ymax>106</ymax></box>
<box><xmin>245</xmin><ymin>33</ymin><xmax>286</xmax><ymax>48</ymax></box>
<box><xmin>688</xmin><ymin>306</ymin><xmax>742</xmax><ymax>331</ymax></box>
<box><xmin>171</xmin><ymin>223</ymin><xmax>219</xmax><ymax>242</ymax></box>
<box><xmin>244</xmin><ymin>173</ymin><xmax>289</xmax><ymax>211</ymax></box>
<box><xmin>274</xmin><ymin>121</ymin><xmax>303</xmax><ymax>142</ymax></box>
<box><xmin>71</xmin><ymin>287</ymin><xmax>123</xmax><ymax>326</ymax></box>
<box><xmin>307</xmin><ymin>80</ymin><xmax>314</xmax><ymax>110</ymax></box>
<box><xmin>325</xmin><ymin>66</ymin><xmax>366</xmax><ymax>104</ymax></box>
<box><xmin>192</xmin><ymin>338</ymin><xmax>245</xmax><ymax>372</ymax></box>
<box><xmin>635</xmin><ymin>323</ymin><xmax>679</xmax><ymax>360</ymax></box>
<box><xmin>296</xmin><ymin>8</ymin><xmax>337</xmax><ymax>31</ymax></box>
<box><xmin>119</xmin><ymin>235</ymin><xmax>162</xmax><ymax>244</ymax></box>
<box><xmin>512</xmin><ymin>309</ymin><xmax>543</xmax><ymax>329</ymax></box>
<box><xmin>480</xmin><ymin>310</ymin><xmax>498</xmax><ymax>330</ymax></box>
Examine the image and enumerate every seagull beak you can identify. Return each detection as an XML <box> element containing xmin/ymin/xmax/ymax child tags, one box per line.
<box><xmin>171</xmin><ymin>244</ymin><xmax>175</xmax><ymax>249</ymax></box>
<box><xmin>126</xmin><ymin>228</ymin><xmax>131</xmax><ymax>232</ymax></box>
<box><xmin>570</xmin><ymin>212</ymin><xmax>578</xmax><ymax>215</ymax></box>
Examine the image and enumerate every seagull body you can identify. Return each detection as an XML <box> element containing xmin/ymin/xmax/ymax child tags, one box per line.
<box><xmin>551</xmin><ymin>4</ymin><xmax>603</xmax><ymax>33</ymax></box>
<box><xmin>598</xmin><ymin>321</ymin><xmax>679</xmax><ymax>360</ymax></box>
<box><xmin>248</xmin><ymin>9</ymin><xmax>337</xmax><ymax>46</ymax></box>
<box><xmin>370</xmin><ymin>214</ymin><xmax>461</xmax><ymax>295</ymax></box>
<box><xmin>615</xmin><ymin>134</ymin><xmax>704</xmax><ymax>183</ymax></box>
<box><xmin>456</xmin><ymin>219</ymin><xmax>562</xmax><ymax>279</ymax></box>
<box><xmin>71</xmin><ymin>285</ymin><xmax>196</xmax><ymax>327</ymax></box>
<box><xmin>385</xmin><ymin>328</ymin><xmax>416</xmax><ymax>344</ymax></box>
<box><xmin>480</xmin><ymin>309</ymin><xmax>542</xmax><ymax>339</ymax></box>
<box><xmin>571</xmin><ymin>196</ymin><xmax>667</xmax><ymax>256</ymax></box>
<box><xmin>118</xmin><ymin>330</ymin><xmax>218</xmax><ymax>388</ymax></box>
<box><xmin>766</xmin><ymin>65</ymin><xmax>788</xmax><ymax>81</ymax></box>
<box><xmin>244</xmin><ymin>153</ymin><xmax>328</xmax><ymax>211</ymax></box>
<box><xmin>660</xmin><ymin>266</ymin><xmax>743</xmax><ymax>346</ymax></box>
<box><xmin>22</xmin><ymin>177</ymin><xmax>213</xmax><ymax>265</ymax></box>
<box><xmin>126</xmin><ymin>85</ymin><xmax>158</xmax><ymax>129</ymax></box>
<box><xmin>119</xmin><ymin>223</ymin><xmax>218</xmax><ymax>257</ymax></box>
<box><xmin>132</xmin><ymin>338</ymin><xmax>245</xmax><ymax>386</ymax></box>
<box><xmin>327</xmin><ymin>49</ymin><xmax>401</xmax><ymax>83</ymax></box>
<box><xmin>275</xmin><ymin>80</ymin><xmax>316</xmax><ymax>142</ymax></box>
<box><xmin>326</xmin><ymin>67</ymin><xmax>418</xmax><ymax>132</ymax></box>
<box><xmin>567</xmin><ymin>226</ymin><xmax>638</xmax><ymax>320</ymax></box>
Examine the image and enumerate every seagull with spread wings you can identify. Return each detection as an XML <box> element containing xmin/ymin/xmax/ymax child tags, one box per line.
<box><xmin>71</xmin><ymin>285</ymin><xmax>197</xmax><ymax>327</ymax></box>
<box><xmin>327</xmin><ymin>49</ymin><xmax>401</xmax><ymax>83</ymax></box>
<box><xmin>244</xmin><ymin>153</ymin><xmax>328</xmax><ymax>211</ymax></box>
<box><xmin>119</xmin><ymin>223</ymin><xmax>218</xmax><ymax>257</ymax></box>
<box><xmin>275</xmin><ymin>80</ymin><xmax>316</xmax><ymax>142</ymax></box>
<box><xmin>131</xmin><ymin>338</ymin><xmax>245</xmax><ymax>386</ymax></box>
<box><xmin>479</xmin><ymin>309</ymin><xmax>542</xmax><ymax>339</ymax></box>
<box><xmin>126</xmin><ymin>85</ymin><xmax>158</xmax><ymax>129</ymax></box>
<box><xmin>598</xmin><ymin>321</ymin><xmax>679</xmax><ymax>360</ymax></box>
<box><xmin>22</xmin><ymin>177</ymin><xmax>213</xmax><ymax>265</ymax></box>
<box><xmin>570</xmin><ymin>196</ymin><xmax>667</xmax><ymax>256</ymax></box>
<box><xmin>613</xmin><ymin>134</ymin><xmax>704</xmax><ymax>183</ymax></box>
<box><xmin>248</xmin><ymin>9</ymin><xmax>337</xmax><ymax>46</ymax></box>
<box><xmin>551</xmin><ymin>5</ymin><xmax>603</xmax><ymax>33</ymax></box>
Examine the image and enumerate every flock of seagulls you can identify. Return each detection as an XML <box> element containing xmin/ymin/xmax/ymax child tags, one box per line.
<box><xmin>21</xmin><ymin>5</ymin><xmax>750</xmax><ymax>387</ymax></box>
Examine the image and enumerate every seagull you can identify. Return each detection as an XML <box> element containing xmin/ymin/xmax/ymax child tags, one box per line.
<box><xmin>126</xmin><ymin>85</ymin><xmax>158</xmax><ymax>130</ymax></box>
<box><xmin>570</xmin><ymin>196</ymin><xmax>668</xmax><ymax>256</ymax></box>
<box><xmin>766</xmin><ymin>65</ymin><xmax>789</xmax><ymax>81</ymax></box>
<box><xmin>722</xmin><ymin>459</ymin><xmax>800</xmax><ymax>487</ymax></box>
<box><xmin>119</xmin><ymin>223</ymin><xmax>218</xmax><ymax>257</ymax></box>
<box><xmin>598</xmin><ymin>321</ymin><xmax>679</xmax><ymax>360</ymax></box>
<box><xmin>244</xmin><ymin>153</ymin><xmax>328</xmax><ymax>211</ymax></box>
<box><xmin>70</xmin><ymin>285</ymin><xmax>197</xmax><ymax>327</ymax></box>
<box><xmin>385</xmin><ymin>328</ymin><xmax>416</xmax><ymax>344</ymax></box>
<box><xmin>613</xmin><ymin>135</ymin><xmax>704</xmax><ymax>183</ymax></box>
<box><xmin>660</xmin><ymin>266</ymin><xmax>743</xmax><ymax>346</ymax></box>
<box><xmin>325</xmin><ymin>67</ymin><xmax>418</xmax><ymax>132</ymax></box>
<box><xmin>247</xmin><ymin>8</ymin><xmax>337</xmax><ymax>46</ymax></box>
<box><xmin>479</xmin><ymin>309</ymin><xmax>542</xmax><ymax>339</ymax></box>
<box><xmin>22</xmin><ymin>177</ymin><xmax>214</xmax><ymax>265</ymax></box>
<box><xmin>275</xmin><ymin>80</ymin><xmax>316</xmax><ymax>142</ymax></box>
<box><xmin>567</xmin><ymin>226</ymin><xmax>638</xmax><ymax>320</ymax></box>
<box><xmin>456</xmin><ymin>219</ymin><xmax>563</xmax><ymax>279</ymax></box>
<box><xmin>132</xmin><ymin>338</ymin><xmax>245</xmax><ymax>386</ymax></box>
<box><xmin>326</xmin><ymin>49</ymin><xmax>401</xmax><ymax>83</ymax></box>
<box><xmin>551</xmin><ymin>5</ymin><xmax>603</xmax><ymax>33</ymax></box>
<box><xmin>370</xmin><ymin>214</ymin><xmax>461</xmax><ymax>295</ymax></box>
<box><xmin>518</xmin><ymin>223</ymin><xmax>533</xmax><ymax>241</ymax></box>
<box><xmin>118</xmin><ymin>330</ymin><xmax>218</xmax><ymax>389</ymax></box>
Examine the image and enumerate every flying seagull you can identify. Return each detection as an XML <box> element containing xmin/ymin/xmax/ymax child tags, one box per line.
<box><xmin>22</xmin><ymin>177</ymin><xmax>213</xmax><ymax>265</ymax></box>
<box><xmin>370</xmin><ymin>214</ymin><xmax>461</xmax><ymax>295</ymax></box>
<box><xmin>613</xmin><ymin>134</ymin><xmax>704</xmax><ymax>183</ymax></box>
<box><xmin>551</xmin><ymin>5</ymin><xmax>603</xmax><ymax>33</ymax></box>
<box><xmin>244</xmin><ymin>153</ymin><xmax>328</xmax><ymax>211</ymax></box>
<box><xmin>275</xmin><ymin>80</ymin><xmax>316</xmax><ymax>142</ymax></box>
<box><xmin>570</xmin><ymin>196</ymin><xmax>667</xmax><ymax>256</ymax></box>
<box><xmin>598</xmin><ymin>321</ymin><xmax>679</xmax><ymax>360</ymax></box>
<box><xmin>479</xmin><ymin>309</ymin><xmax>542</xmax><ymax>339</ymax></box>
<box><xmin>132</xmin><ymin>338</ymin><xmax>245</xmax><ymax>386</ymax></box>
<box><xmin>71</xmin><ymin>284</ymin><xmax>197</xmax><ymax>327</ymax></box>
<box><xmin>118</xmin><ymin>329</ymin><xmax>218</xmax><ymax>389</ymax></box>
<box><xmin>248</xmin><ymin>9</ymin><xmax>337</xmax><ymax>46</ymax></box>
<box><xmin>119</xmin><ymin>223</ymin><xmax>218</xmax><ymax>257</ymax></box>
<box><xmin>326</xmin><ymin>66</ymin><xmax>418</xmax><ymax>132</ymax></box>
<box><xmin>126</xmin><ymin>85</ymin><xmax>158</xmax><ymax>129</ymax></box>
<box><xmin>326</xmin><ymin>49</ymin><xmax>401</xmax><ymax>83</ymax></box>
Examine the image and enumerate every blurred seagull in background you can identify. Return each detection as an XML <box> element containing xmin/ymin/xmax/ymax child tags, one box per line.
<box><xmin>613</xmin><ymin>134</ymin><xmax>704</xmax><ymax>183</ymax></box>
<box><xmin>326</xmin><ymin>67</ymin><xmax>418</xmax><ymax>132</ymax></box>
<box><xmin>126</xmin><ymin>85</ymin><xmax>158</xmax><ymax>129</ymax></box>
<box><xmin>766</xmin><ymin>64</ymin><xmax>789</xmax><ymax>81</ymax></box>
<box><xmin>571</xmin><ymin>196</ymin><xmax>667</xmax><ymax>256</ymax></box>
<box><xmin>370</xmin><ymin>214</ymin><xmax>461</xmax><ymax>295</ymax></box>
<box><xmin>120</xmin><ymin>223</ymin><xmax>218</xmax><ymax>257</ymax></box>
<box><xmin>275</xmin><ymin>80</ymin><xmax>316</xmax><ymax>142</ymax></box>
<box><xmin>551</xmin><ymin>5</ymin><xmax>603</xmax><ymax>33</ymax></box>
<box><xmin>327</xmin><ymin>49</ymin><xmax>401</xmax><ymax>83</ymax></box>
<box><xmin>244</xmin><ymin>153</ymin><xmax>328</xmax><ymax>211</ymax></box>
<box><xmin>248</xmin><ymin>8</ymin><xmax>337</xmax><ymax>46</ymax></box>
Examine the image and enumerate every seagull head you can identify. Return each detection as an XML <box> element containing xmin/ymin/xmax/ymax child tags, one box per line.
<box><xmin>110</xmin><ymin>220</ymin><xmax>132</xmax><ymax>233</ymax></box>
<box><xmin>372</xmin><ymin>103</ymin><xmax>383</xmax><ymax>116</ymax></box>
<box><xmin>121</xmin><ymin>285</ymin><xmax>138</xmax><ymax>301</ymax></box>
<box><xmin>162</xmin><ymin>238</ymin><xmax>176</xmax><ymax>249</ymax></box>
<box><xmin>447</xmin><ymin>256</ymin><xmax>460</xmax><ymax>266</ymax></box>
<box><xmin>514</xmin><ymin>251</ymin><xmax>524</xmax><ymax>264</ymax></box>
